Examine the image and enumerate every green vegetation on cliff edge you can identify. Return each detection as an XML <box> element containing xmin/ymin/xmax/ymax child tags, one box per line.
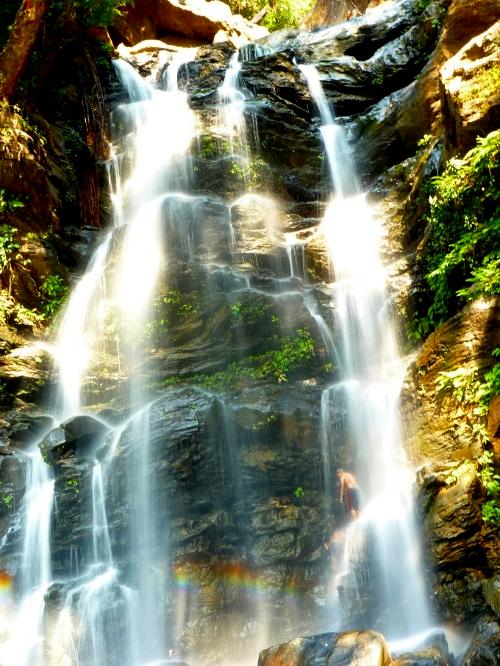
<box><xmin>412</xmin><ymin>130</ymin><xmax>500</xmax><ymax>340</ymax></box>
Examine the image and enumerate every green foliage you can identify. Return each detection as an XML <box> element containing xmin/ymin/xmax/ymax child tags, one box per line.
<box><xmin>417</xmin><ymin>134</ymin><xmax>433</xmax><ymax>151</ymax></box>
<box><xmin>226</xmin><ymin>0</ymin><xmax>314</xmax><ymax>30</ymax></box>
<box><xmin>0</xmin><ymin>190</ymin><xmax>24</xmax><ymax>216</ymax></box>
<box><xmin>0</xmin><ymin>224</ymin><xmax>20</xmax><ymax>273</ymax></box>
<box><xmin>50</xmin><ymin>0</ymin><xmax>134</xmax><ymax>27</ymax></box>
<box><xmin>460</xmin><ymin>65</ymin><xmax>500</xmax><ymax>115</ymax></box>
<box><xmin>435</xmin><ymin>366</ymin><xmax>481</xmax><ymax>405</ymax></box>
<box><xmin>66</xmin><ymin>478</ymin><xmax>80</xmax><ymax>493</ymax></box>
<box><xmin>414</xmin><ymin>131</ymin><xmax>500</xmax><ymax>339</ymax></box>
<box><xmin>2</xmin><ymin>493</ymin><xmax>13</xmax><ymax>509</ymax></box>
<box><xmin>198</xmin><ymin>134</ymin><xmax>230</xmax><ymax>160</ymax></box>
<box><xmin>168</xmin><ymin>328</ymin><xmax>315</xmax><ymax>390</ymax></box>
<box><xmin>40</xmin><ymin>274</ymin><xmax>68</xmax><ymax>318</ymax></box>
<box><xmin>230</xmin><ymin>298</ymin><xmax>271</xmax><ymax>324</ymax></box>
<box><xmin>478</xmin><ymin>451</ymin><xmax>500</xmax><ymax>525</ymax></box>
<box><xmin>146</xmin><ymin>290</ymin><xmax>199</xmax><ymax>341</ymax></box>
<box><xmin>229</xmin><ymin>157</ymin><xmax>268</xmax><ymax>190</ymax></box>
<box><xmin>476</xmin><ymin>348</ymin><xmax>500</xmax><ymax>414</ymax></box>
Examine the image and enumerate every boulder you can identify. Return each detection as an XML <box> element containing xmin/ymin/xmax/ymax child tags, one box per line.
<box><xmin>258</xmin><ymin>630</ymin><xmax>391</xmax><ymax>665</ymax></box>
<box><xmin>460</xmin><ymin>614</ymin><xmax>500</xmax><ymax>665</ymax></box>
<box><xmin>112</xmin><ymin>0</ymin><xmax>268</xmax><ymax>48</ymax></box>
<box><xmin>416</xmin><ymin>460</ymin><xmax>498</xmax><ymax>622</ymax></box>
<box><xmin>440</xmin><ymin>21</ymin><xmax>500</xmax><ymax>156</ymax></box>
<box><xmin>41</xmin><ymin>414</ymin><xmax>111</xmax><ymax>465</ymax></box>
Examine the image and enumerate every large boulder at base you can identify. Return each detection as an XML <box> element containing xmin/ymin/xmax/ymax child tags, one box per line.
<box><xmin>258</xmin><ymin>630</ymin><xmax>391</xmax><ymax>665</ymax></box>
<box><xmin>112</xmin><ymin>0</ymin><xmax>268</xmax><ymax>48</ymax></box>
<box><xmin>440</xmin><ymin>21</ymin><xmax>500</xmax><ymax>156</ymax></box>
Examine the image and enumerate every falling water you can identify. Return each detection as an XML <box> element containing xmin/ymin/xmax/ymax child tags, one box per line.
<box><xmin>299</xmin><ymin>63</ymin><xmax>432</xmax><ymax>638</ymax></box>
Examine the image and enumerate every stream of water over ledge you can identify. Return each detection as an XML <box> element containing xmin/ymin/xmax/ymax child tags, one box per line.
<box><xmin>0</xmin><ymin>34</ymin><xmax>435</xmax><ymax>666</ymax></box>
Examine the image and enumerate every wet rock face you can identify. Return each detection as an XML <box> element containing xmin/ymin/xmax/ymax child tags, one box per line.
<box><xmin>402</xmin><ymin>298</ymin><xmax>500</xmax><ymax>465</ymax></box>
<box><xmin>401</xmin><ymin>299</ymin><xmax>500</xmax><ymax>624</ymax></box>
<box><xmin>31</xmin><ymin>386</ymin><xmax>337</xmax><ymax>660</ymax></box>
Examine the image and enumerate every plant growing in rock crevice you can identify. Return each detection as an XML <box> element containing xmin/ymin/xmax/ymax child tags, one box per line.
<box><xmin>411</xmin><ymin>130</ymin><xmax>500</xmax><ymax>340</ymax></box>
<box><xmin>39</xmin><ymin>274</ymin><xmax>68</xmax><ymax>318</ymax></box>
<box><xmin>435</xmin><ymin>349</ymin><xmax>500</xmax><ymax>524</ymax></box>
<box><xmin>166</xmin><ymin>328</ymin><xmax>315</xmax><ymax>389</ymax></box>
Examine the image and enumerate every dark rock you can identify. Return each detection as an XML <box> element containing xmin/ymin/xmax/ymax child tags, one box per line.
<box><xmin>2</xmin><ymin>412</ymin><xmax>54</xmax><ymax>449</ymax></box>
<box><xmin>460</xmin><ymin>614</ymin><xmax>500</xmax><ymax>665</ymax></box>
<box><xmin>42</xmin><ymin>415</ymin><xmax>111</xmax><ymax>466</ymax></box>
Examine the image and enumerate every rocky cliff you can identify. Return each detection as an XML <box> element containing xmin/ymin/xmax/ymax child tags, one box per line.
<box><xmin>0</xmin><ymin>0</ymin><xmax>498</xmax><ymax>664</ymax></box>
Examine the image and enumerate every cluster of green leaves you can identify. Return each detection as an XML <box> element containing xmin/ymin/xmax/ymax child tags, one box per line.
<box><xmin>229</xmin><ymin>157</ymin><xmax>269</xmax><ymax>190</ymax></box>
<box><xmin>412</xmin><ymin>131</ymin><xmax>500</xmax><ymax>340</ymax></box>
<box><xmin>230</xmin><ymin>297</ymin><xmax>272</xmax><ymax>324</ymax></box>
<box><xmin>0</xmin><ymin>190</ymin><xmax>24</xmax><ymax>216</ymax></box>
<box><xmin>167</xmin><ymin>328</ymin><xmax>314</xmax><ymax>389</ymax></box>
<box><xmin>40</xmin><ymin>274</ymin><xmax>68</xmax><ymax>318</ymax></box>
<box><xmin>478</xmin><ymin>451</ymin><xmax>500</xmax><ymax>525</ymax></box>
<box><xmin>146</xmin><ymin>290</ymin><xmax>199</xmax><ymax>341</ymax></box>
<box><xmin>436</xmin><ymin>349</ymin><xmax>500</xmax><ymax>524</ymax></box>
<box><xmin>49</xmin><ymin>0</ymin><xmax>134</xmax><ymax>28</ymax></box>
<box><xmin>477</xmin><ymin>349</ymin><xmax>500</xmax><ymax>409</ymax></box>
<box><xmin>0</xmin><ymin>224</ymin><xmax>20</xmax><ymax>273</ymax></box>
<box><xmin>226</xmin><ymin>0</ymin><xmax>314</xmax><ymax>30</ymax></box>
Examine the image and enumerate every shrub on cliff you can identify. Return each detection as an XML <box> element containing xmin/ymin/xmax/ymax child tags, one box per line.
<box><xmin>226</xmin><ymin>0</ymin><xmax>314</xmax><ymax>30</ymax></box>
<box><xmin>413</xmin><ymin>130</ymin><xmax>500</xmax><ymax>339</ymax></box>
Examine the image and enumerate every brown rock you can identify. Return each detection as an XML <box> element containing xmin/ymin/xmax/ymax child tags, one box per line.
<box><xmin>402</xmin><ymin>298</ymin><xmax>500</xmax><ymax>465</ymax></box>
<box><xmin>482</xmin><ymin>576</ymin><xmax>500</xmax><ymax>617</ymax></box>
<box><xmin>112</xmin><ymin>0</ymin><xmax>267</xmax><ymax>48</ymax></box>
<box><xmin>301</xmin><ymin>0</ymin><xmax>376</xmax><ymax>30</ymax></box>
<box><xmin>487</xmin><ymin>394</ymin><xmax>500</xmax><ymax>460</ymax></box>
<box><xmin>390</xmin><ymin>0</ymin><xmax>500</xmax><ymax>152</ymax></box>
<box><xmin>440</xmin><ymin>21</ymin><xmax>500</xmax><ymax>156</ymax></box>
<box><xmin>416</xmin><ymin>460</ymin><xmax>498</xmax><ymax>623</ymax></box>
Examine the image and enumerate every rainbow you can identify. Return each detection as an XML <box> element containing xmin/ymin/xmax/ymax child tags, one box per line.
<box><xmin>173</xmin><ymin>560</ymin><xmax>301</xmax><ymax>598</ymax></box>
<box><xmin>0</xmin><ymin>571</ymin><xmax>12</xmax><ymax>603</ymax></box>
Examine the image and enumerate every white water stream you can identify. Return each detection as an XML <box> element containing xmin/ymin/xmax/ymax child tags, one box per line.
<box><xmin>299</xmin><ymin>63</ymin><xmax>432</xmax><ymax>638</ymax></box>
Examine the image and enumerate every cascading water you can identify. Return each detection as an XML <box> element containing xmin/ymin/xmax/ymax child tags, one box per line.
<box><xmin>0</xmin><ymin>34</ymin><xmax>438</xmax><ymax>666</ymax></box>
<box><xmin>299</xmin><ymin>63</ymin><xmax>432</xmax><ymax>638</ymax></box>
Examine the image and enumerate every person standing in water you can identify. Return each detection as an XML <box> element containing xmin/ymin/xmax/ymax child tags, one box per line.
<box><xmin>337</xmin><ymin>469</ymin><xmax>360</xmax><ymax>521</ymax></box>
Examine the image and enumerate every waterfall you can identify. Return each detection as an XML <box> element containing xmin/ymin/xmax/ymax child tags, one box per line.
<box><xmin>0</xmin><ymin>38</ymin><xmax>438</xmax><ymax>666</ymax></box>
<box><xmin>299</xmin><ymin>63</ymin><xmax>432</xmax><ymax>638</ymax></box>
